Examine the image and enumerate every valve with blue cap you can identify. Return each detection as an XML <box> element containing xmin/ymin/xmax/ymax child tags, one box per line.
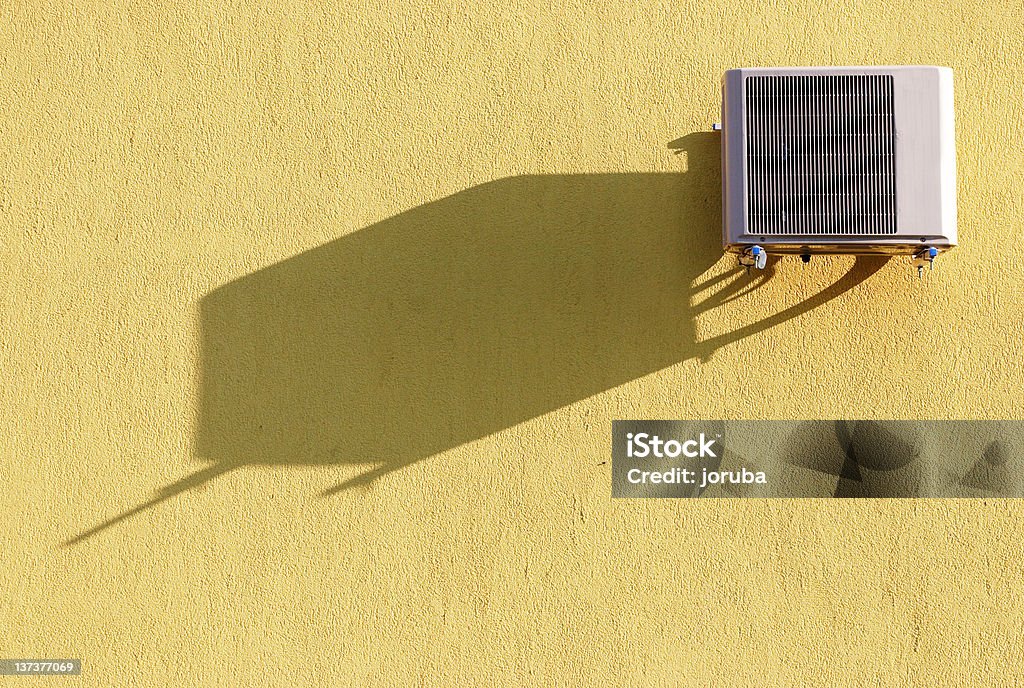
<box><xmin>912</xmin><ymin>246</ymin><xmax>939</xmax><ymax>278</ymax></box>
<box><xmin>739</xmin><ymin>245</ymin><xmax>768</xmax><ymax>271</ymax></box>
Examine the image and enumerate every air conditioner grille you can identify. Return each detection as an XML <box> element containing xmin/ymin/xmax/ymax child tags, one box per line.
<box><xmin>745</xmin><ymin>74</ymin><xmax>897</xmax><ymax>235</ymax></box>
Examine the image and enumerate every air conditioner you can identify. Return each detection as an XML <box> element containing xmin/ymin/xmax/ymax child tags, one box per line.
<box><xmin>718</xmin><ymin>66</ymin><xmax>956</xmax><ymax>274</ymax></box>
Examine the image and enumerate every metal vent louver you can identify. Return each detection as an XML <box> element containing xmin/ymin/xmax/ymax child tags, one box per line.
<box><xmin>745</xmin><ymin>74</ymin><xmax>897</xmax><ymax>235</ymax></box>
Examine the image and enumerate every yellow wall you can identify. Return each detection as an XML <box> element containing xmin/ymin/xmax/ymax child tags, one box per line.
<box><xmin>3</xmin><ymin>1</ymin><xmax>1024</xmax><ymax>684</ymax></box>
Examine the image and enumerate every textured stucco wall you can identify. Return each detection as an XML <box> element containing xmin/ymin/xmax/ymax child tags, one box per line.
<box><xmin>3</xmin><ymin>1</ymin><xmax>1024</xmax><ymax>685</ymax></box>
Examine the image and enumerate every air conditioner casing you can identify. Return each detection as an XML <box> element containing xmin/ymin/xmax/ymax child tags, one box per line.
<box><xmin>721</xmin><ymin>66</ymin><xmax>956</xmax><ymax>255</ymax></box>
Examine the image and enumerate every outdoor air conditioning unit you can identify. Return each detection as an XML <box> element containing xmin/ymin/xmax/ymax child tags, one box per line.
<box><xmin>718</xmin><ymin>66</ymin><xmax>956</xmax><ymax>275</ymax></box>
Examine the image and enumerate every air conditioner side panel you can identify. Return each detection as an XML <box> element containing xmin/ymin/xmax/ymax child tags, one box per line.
<box><xmin>940</xmin><ymin>69</ymin><xmax>958</xmax><ymax>245</ymax></box>
<box><xmin>721</xmin><ymin>69</ymin><xmax>746</xmax><ymax>250</ymax></box>
<box><xmin>893</xmin><ymin>66</ymin><xmax>957</xmax><ymax>244</ymax></box>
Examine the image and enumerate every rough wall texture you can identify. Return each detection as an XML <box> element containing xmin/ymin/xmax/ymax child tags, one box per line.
<box><xmin>2</xmin><ymin>1</ymin><xmax>1023</xmax><ymax>685</ymax></box>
